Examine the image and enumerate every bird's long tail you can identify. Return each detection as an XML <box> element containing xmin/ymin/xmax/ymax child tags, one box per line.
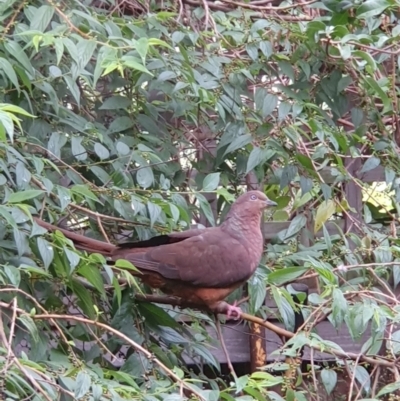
<box><xmin>33</xmin><ymin>217</ymin><xmax>116</xmax><ymax>256</ymax></box>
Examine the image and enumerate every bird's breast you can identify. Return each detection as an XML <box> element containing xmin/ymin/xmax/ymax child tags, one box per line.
<box><xmin>244</xmin><ymin>232</ymin><xmax>264</xmax><ymax>270</ymax></box>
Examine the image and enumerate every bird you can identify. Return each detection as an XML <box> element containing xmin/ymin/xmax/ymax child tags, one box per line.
<box><xmin>34</xmin><ymin>190</ymin><xmax>277</xmax><ymax>318</ymax></box>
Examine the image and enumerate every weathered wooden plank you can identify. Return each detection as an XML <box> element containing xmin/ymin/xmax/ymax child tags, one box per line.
<box><xmin>240</xmin><ymin>165</ymin><xmax>384</xmax><ymax>186</ymax></box>
<box><xmin>183</xmin><ymin>320</ymin><xmax>370</xmax><ymax>365</ymax></box>
<box><xmin>318</xmin><ymin>165</ymin><xmax>384</xmax><ymax>184</ymax></box>
<box><xmin>357</xmin><ymin>164</ymin><xmax>385</xmax><ymax>182</ymax></box>
<box><xmin>262</xmin><ymin>219</ymin><xmax>345</xmax><ymax>240</ymax></box>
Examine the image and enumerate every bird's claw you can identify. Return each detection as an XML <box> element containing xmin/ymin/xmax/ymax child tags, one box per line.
<box><xmin>225</xmin><ymin>301</ymin><xmax>242</xmax><ymax>320</ymax></box>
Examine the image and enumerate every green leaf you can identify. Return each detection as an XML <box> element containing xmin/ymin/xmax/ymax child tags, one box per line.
<box><xmin>300</xmin><ymin>176</ymin><xmax>313</xmax><ymax>195</ymax></box>
<box><xmin>332</xmin><ymin>288</ymin><xmax>347</xmax><ymax>328</ymax></box>
<box><xmin>109</xmin><ymin>116</ymin><xmax>134</xmax><ymax>133</ymax></box>
<box><xmin>4</xmin><ymin>41</ymin><xmax>34</xmax><ymax>75</ymax></box>
<box><xmin>112</xmin><ymin>277</ymin><xmax>122</xmax><ymax>306</ymax></box>
<box><xmin>377</xmin><ymin>381</ymin><xmax>400</xmax><ymax>397</ymax></box>
<box><xmin>18</xmin><ymin>315</ymin><xmax>39</xmax><ymax>343</ymax></box>
<box><xmin>136</xmin><ymin>166</ymin><xmax>154</xmax><ymax>189</ymax></box>
<box><xmin>250</xmin><ymin>371</ymin><xmax>283</xmax><ymax>386</ymax></box>
<box><xmin>171</xmin><ymin>31</ymin><xmax>185</xmax><ymax>44</ymax></box>
<box><xmin>262</xmin><ymin>94</ymin><xmax>278</xmax><ymax>117</ymax></box>
<box><xmin>57</xmin><ymin>186</ymin><xmax>71</xmax><ymax>211</ymax></box>
<box><xmin>320</xmin><ymin>369</ymin><xmax>337</xmax><ymax>395</ymax></box>
<box><xmin>70</xmin><ymin>279</ymin><xmax>96</xmax><ymax>319</ymax></box>
<box><xmin>0</xmin><ymin>57</ymin><xmax>20</xmax><ymax>92</ymax></box>
<box><xmin>196</xmin><ymin>193</ymin><xmax>215</xmax><ymax>226</ymax></box>
<box><xmin>280</xmin><ymin>165</ymin><xmax>298</xmax><ymax>190</ymax></box>
<box><xmin>30</xmin><ymin>5</ymin><xmax>55</xmax><ymax>32</ymax></box>
<box><xmin>71</xmin><ymin>136</ymin><xmax>87</xmax><ymax>161</ymax></box>
<box><xmin>284</xmin><ymin>214</ymin><xmax>306</xmax><ymax>240</ymax></box>
<box><xmin>353</xmin><ymin>50</ymin><xmax>376</xmax><ymax>71</ymax></box>
<box><xmin>49</xmin><ymin>65</ymin><xmax>62</xmax><ymax>77</ymax></box>
<box><xmin>99</xmin><ymin>96</ymin><xmax>131</xmax><ymax>110</ymax></box>
<box><xmin>295</xmin><ymin>154</ymin><xmax>314</xmax><ymax>171</ymax></box>
<box><xmin>271</xmin><ymin>286</ymin><xmax>295</xmax><ymax>331</ymax></box>
<box><xmin>4</xmin><ymin>265</ymin><xmax>21</xmax><ymax>286</ymax></box>
<box><xmin>74</xmin><ymin>371</ymin><xmax>91</xmax><ymax>399</ymax></box>
<box><xmin>77</xmin><ymin>40</ymin><xmax>97</xmax><ymax>69</ymax></box>
<box><xmin>314</xmin><ymin>200</ymin><xmax>336</xmax><ymax>233</ymax></box>
<box><xmin>78</xmin><ymin>265</ymin><xmax>106</xmax><ymax>296</ymax></box>
<box><xmin>71</xmin><ymin>185</ymin><xmax>100</xmax><ymax>203</ymax></box>
<box><xmin>64</xmin><ymin>76</ymin><xmax>81</xmax><ymax>108</ymax></box>
<box><xmin>354</xmin><ymin>365</ymin><xmax>371</xmax><ymax>394</ymax></box>
<box><xmin>223</xmin><ymin>134</ymin><xmax>252</xmax><ymax>156</ymax></box>
<box><xmin>137</xmin><ymin>302</ymin><xmax>179</xmax><ymax>329</ymax></box>
<box><xmin>360</xmin><ymin>157</ymin><xmax>380</xmax><ymax>173</ymax></box>
<box><xmin>122</xmin><ymin>56</ymin><xmax>152</xmax><ymax>75</ymax></box>
<box><xmin>94</xmin><ymin>142</ymin><xmax>110</xmax><ymax>160</ymax></box>
<box><xmin>217</xmin><ymin>188</ymin><xmax>235</xmax><ymax>202</ymax></box>
<box><xmin>273</xmin><ymin>210</ymin><xmax>289</xmax><ymax>221</ymax></box>
<box><xmin>0</xmin><ymin>206</ymin><xmax>17</xmax><ymax>228</ymax></box>
<box><xmin>364</xmin><ymin>76</ymin><xmax>391</xmax><ymax>113</ymax></box>
<box><xmin>249</xmin><ymin>273</ymin><xmax>266</xmax><ymax>314</ymax></box>
<box><xmin>323</xmin><ymin>224</ymin><xmax>332</xmax><ymax>256</ymax></box>
<box><xmin>92</xmin><ymin>384</ymin><xmax>103</xmax><ymax>401</ymax></box>
<box><xmin>202</xmin><ymin>172</ymin><xmax>220</xmax><ymax>191</ymax></box>
<box><xmin>191</xmin><ymin>345</ymin><xmax>220</xmax><ymax>371</ymax></box>
<box><xmin>234</xmin><ymin>375</ymin><xmax>249</xmax><ymax>394</ymax></box>
<box><xmin>54</xmin><ymin>38</ymin><xmax>64</xmax><ymax>65</ymax></box>
<box><xmin>158</xmin><ymin>70</ymin><xmax>177</xmax><ymax>82</ymax></box>
<box><xmin>259</xmin><ymin>41</ymin><xmax>273</xmax><ymax>58</ymax></box>
<box><xmin>246</xmin><ymin>43</ymin><xmax>258</xmax><ymax>60</ymax></box>
<box><xmin>357</xmin><ymin>0</ymin><xmax>391</xmax><ymax>18</ymax></box>
<box><xmin>37</xmin><ymin>237</ymin><xmax>54</xmax><ymax>270</ymax></box>
<box><xmin>8</xmin><ymin>190</ymin><xmax>44</xmax><ymax>203</ymax></box>
<box><xmin>246</xmin><ymin>148</ymin><xmax>274</xmax><ymax>174</ymax></box>
<box><xmin>114</xmin><ymin>259</ymin><xmax>140</xmax><ymax>273</ymax></box>
<box><xmin>267</xmin><ymin>267</ymin><xmax>308</xmax><ymax>286</ymax></box>
<box><xmin>0</xmin><ymin>110</ymin><xmax>14</xmax><ymax>142</ymax></box>
<box><xmin>147</xmin><ymin>201</ymin><xmax>162</xmax><ymax>227</ymax></box>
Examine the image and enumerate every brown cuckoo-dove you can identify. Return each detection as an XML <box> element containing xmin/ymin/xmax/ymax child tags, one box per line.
<box><xmin>35</xmin><ymin>191</ymin><xmax>276</xmax><ymax>318</ymax></box>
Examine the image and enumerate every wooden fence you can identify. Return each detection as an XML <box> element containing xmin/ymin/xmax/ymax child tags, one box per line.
<box><xmin>221</xmin><ymin>162</ymin><xmax>387</xmax><ymax>371</ymax></box>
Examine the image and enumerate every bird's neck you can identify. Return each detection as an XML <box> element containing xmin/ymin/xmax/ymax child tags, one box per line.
<box><xmin>220</xmin><ymin>212</ymin><xmax>263</xmax><ymax>239</ymax></box>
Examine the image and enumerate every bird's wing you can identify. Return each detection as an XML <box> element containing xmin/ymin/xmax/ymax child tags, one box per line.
<box><xmin>115</xmin><ymin>231</ymin><xmax>256</xmax><ymax>288</ymax></box>
<box><xmin>115</xmin><ymin>227</ymin><xmax>217</xmax><ymax>250</ymax></box>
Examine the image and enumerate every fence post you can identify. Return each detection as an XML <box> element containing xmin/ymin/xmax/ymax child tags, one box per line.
<box><xmin>344</xmin><ymin>157</ymin><xmax>363</xmax><ymax>250</ymax></box>
<box><xmin>284</xmin><ymin>283</ymin><xmax>309</xmax><ymax>391</ymax></box>
<box><xmin>247</xmin><ymin>171</ymin><xmax>267</xmax><ymax>373</ymax></box>
<box><xmin>299</xmin><ymin>208</ymin><xmax>319</xmax><ymax>290</ymax></box>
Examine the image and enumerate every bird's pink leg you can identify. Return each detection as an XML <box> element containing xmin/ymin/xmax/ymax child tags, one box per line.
<box><xmin>225</xmin><ymin>300</ymin><xmax>242</xmax><ymax>320</ymax></box>
<box><xmin>212</xmin><ymin>301</ymin><xmax>242</xmax><ymax>320</ymax></box>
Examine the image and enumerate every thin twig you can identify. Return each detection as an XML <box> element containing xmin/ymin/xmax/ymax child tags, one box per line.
<box><xmin>5</xmin><ymin>298</ymin><xmax>17</xmax><ymax>373</ymax></box>
<box><xmin>96</xmin><ymin>214</ymin><xmax>111</xmax><ymax>243</ymax></box>
<box><xmin>347</xmin><ymin>355</ymin><xmax>361</xmax><ymax>401</ymax></box>
<box><xmin>310</xmin><ymin>348</ymin><xmax>320</xmax><ymax>401</ymax></box>
<box><xmin>215</xmin><ymin>314</ymin><xmax>237</xmax><ymax>380</ymax></box>
<box><xmin>0</xmin><ymin>304</ymin><xmax>53</xmax><ymax>401</ymax></box>
<box><xmin>0</xmin><ymin>288</ymin><xmax>78</xmax><ymax>363</ymax></box>
<box><xmin>133</xmin><ymin>294</ymin><xmax>396</xmax><ymax>367</ymax></box>
<box><xmin>2</xmin><ymin>308</ymin><xmax>206</xmax><ymax>401</ymax></box>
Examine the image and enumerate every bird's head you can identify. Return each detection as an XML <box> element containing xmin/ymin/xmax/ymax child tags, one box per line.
<box><xmin>225</xmin><ymin>190</ymin><xmax>277</xmax><ymax>221</ymax></box>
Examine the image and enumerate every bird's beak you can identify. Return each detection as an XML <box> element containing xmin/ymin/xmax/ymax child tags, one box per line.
<box><xmin>265</xmin><ymin>199</ymin><xmax>277</xmax><ymax>207</ymax></box>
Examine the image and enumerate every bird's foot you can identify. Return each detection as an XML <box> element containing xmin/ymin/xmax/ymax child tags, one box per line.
<box><xmin>212</xmin><ymin>301</ymin><xmax>242</xmax><ymax>320</ymax></box>
<box><xmin>225</xmin><ymin>301</ymin><xmax>242</xmax><ymax>320</ymax></box>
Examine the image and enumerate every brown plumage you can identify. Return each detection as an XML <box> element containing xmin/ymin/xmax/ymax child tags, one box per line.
<box><xmin>34</xmin><ymin>191</ymin><xmax>277</xmax><ymax>318</ymax></box>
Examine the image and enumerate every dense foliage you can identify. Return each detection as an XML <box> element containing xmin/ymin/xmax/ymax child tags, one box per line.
<box><xmin>1</xmin><ymin>0</ymin><xmax>400</xmax><ymax>399</ymax></box>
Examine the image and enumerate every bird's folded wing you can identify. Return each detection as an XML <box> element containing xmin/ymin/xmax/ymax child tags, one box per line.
<box><xmin>115</xmin><ymin>227</ymin><xmax>217</xmax><ymax>249</ymax></box>
<box><xmin>115</xmin><ymin>232</ymin><xmax>252</xmax><ymax>288</ymax></box>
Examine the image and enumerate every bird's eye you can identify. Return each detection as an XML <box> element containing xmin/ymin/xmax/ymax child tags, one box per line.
<box><xmin>250</xmin><ymin>194</ymin><xmax>257</xmax><ymax>201</ymax></box>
